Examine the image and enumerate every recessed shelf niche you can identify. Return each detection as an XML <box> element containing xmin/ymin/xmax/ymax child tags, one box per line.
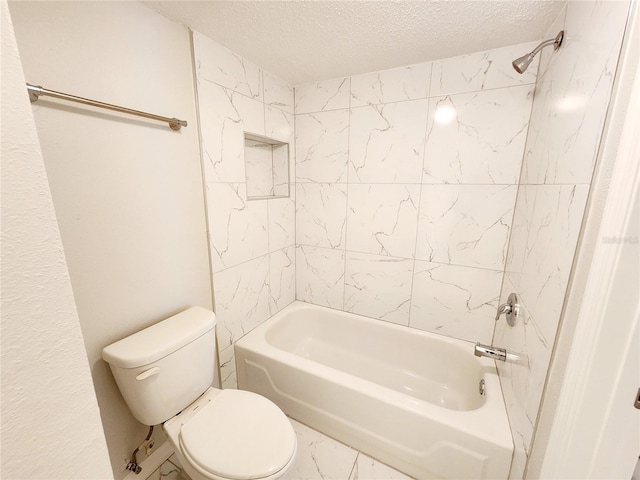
<box><xmin>244</xmin><ymin>132</ymin><xmax>290</xmax><ymax>200</ymax></box>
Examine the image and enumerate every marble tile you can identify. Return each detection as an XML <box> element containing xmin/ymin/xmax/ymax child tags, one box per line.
<box><xmin>423</xmin><ymin>85</ymin><xmax>534</xmax><ymax>185</ymax></box>
<box><xmin>295</xmin><ymin>110</ymin><xmax>349</xmax><ymax>183</ymax></box>
<box><xmin>295</xmin><ymin>77</ymin><xmax>351</xmax><ymax>114</ymax></box>
<box><xmin>348</xmin><ymin>453</ymin><xmax>414</xmax><ymax>480</ymax></box>
<box><xmin>219</xmin><ymin>343</ymin><xmax>237</xmax><ymax>389</ymax></box>
<box><xmin>265</xmin><ymin>105</ymin><xmax>294</xmax><ymax>144</ymax></box>
<box><xmin>245</xmin><ymin>139</ymin><xmax>276</xmax><ymax>197</ymax></box>
<box><xmin>350</xmin><ymin>63</ymin><xmax>431</xmax><ymax>107</ymax></box>
<box><xmin>198</xmin><ymin>80</ymin><xmax>265</xmax><ymax>183</ymax></box>
<box><xmin>415</xmin><ymin>185</ymin><xmax>517</xmax><ymax>270</ymax></box>
<box><xmin>348</xmin><ymin>100</ymin><xmax>428</xmax><ymax>183</ymax></box>
<box><xmin>264</xmin><ymin>70</ymin><xmax>294</xmax><ymax>114</ymax></box>
<box><xmin>193</xmin><ymin>31</ymin><xmax>262</xmax><ymax>101</ymax></box>
<box><xmin>296</xmin><ymin>183</ymin><xmax>347</xmax><ymax>249</ymax></box>
<box><xmin>494</xmin><ymin>278</ymin><xmax>552</xmax><ymax>457</ymax></box>
<box><xmin>346</xmin><ymin>184</ymin><xmax>419</xmax><ymax>258</ymax></box>
<box><xmin>536</xmin><ymin>4</ymin><xmax>567</xmax><ymax>81</ymax></box>
<box><xmin>282</xmin><ymin>419</ymin><xmax>359</xmax><ymax>480</ymax></box>
<box><xmin>146</xmin><ymin>454</ymin><xmax>185</xmax><ymax>480</ymax></box>
<box><xmin>344</xmin><ymin>252</ymin><xmax>414</xmax><ymax>326</ymax></box>
<box><xmin>268</xmin><ymin>196</ymin><xmax>295</xmax><ymax>252</ymax></box>
<box><xmin>509</xmin><ymin>446</ymin><xmax>528</xmax><ymax>480</ymax></box>
<box><xmin>296</xmin><ymin>246</ymin><xmax>345</xmax><ymax>310</ymax></box>
<box><xmin>410</xmin><ymin>261</ymin><xmax>502</xmax><ymax>344</ymax></box>
<box><xmin>519</xmin><ymin>0</ymin><xmax>628</xmax><ymax>185</ymax></box>
<box><xmin>430</xmin><ymin>42</ymin><xmax>539</xmax><ymax>97</ymax></box>
<box><xmin>269</xmin><ymin>246</ymin><xmax>295</xmax><ymax>314</ymax></box>
<box><xmin>205</xmin><ymin>183</ymin><xmax>268</xmax><ymax>272</ymax></box>
<box><xmin>213</xmin><ymin>255</ymin><xmax>271</xmax><ymax>351</ymax></box>
<box><xmin>505</xmin><ymin>185</ymin><xmax>589</xmax><ymax>343</ymax></box>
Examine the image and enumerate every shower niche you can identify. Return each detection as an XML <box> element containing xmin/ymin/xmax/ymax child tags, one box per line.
<box><xmin>244</xmin><ymin>132</ymin><xmax>290</xmax><ymax>199</ymax></box>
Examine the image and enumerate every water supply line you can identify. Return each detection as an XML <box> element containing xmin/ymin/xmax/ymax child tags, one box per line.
<box><xmin>126</xmin><ymin>425</ymin><xmax>154</xmax><ymax>474</ymax></box>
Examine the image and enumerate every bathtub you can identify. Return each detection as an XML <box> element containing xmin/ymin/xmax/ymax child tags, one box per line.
<box><xmin>235</xmin><ymin>302</ymin><xmax>513</xmax><ymax>479</ymax></box>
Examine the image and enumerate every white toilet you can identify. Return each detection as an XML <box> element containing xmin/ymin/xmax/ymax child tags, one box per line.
<box><xmin>102</xmin><ymin>307</ymin><xmax>297</xmax><ymax>480</ymax></box>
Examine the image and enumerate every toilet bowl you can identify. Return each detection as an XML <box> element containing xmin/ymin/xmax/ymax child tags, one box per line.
<box><xmin>163</xmin><ymin>387</ymin><xmax>297</xmax><ymax>480</ymax></box>
<box><xmin>102</xmin><ymin>307</ymin><xmax>296</xmax><ymax>480</ymax></box>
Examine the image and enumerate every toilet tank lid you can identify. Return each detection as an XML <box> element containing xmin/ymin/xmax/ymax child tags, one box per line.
<box><xmin>102</xmin><ymin>307</ymin><xmax>216</xmax><ymax>369</ymax></box>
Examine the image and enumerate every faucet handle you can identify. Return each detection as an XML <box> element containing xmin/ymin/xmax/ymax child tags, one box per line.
<box><xmin>495</xmin><ymin>293</ymin><xmax>519</xmax><ymax>326</ymax></box>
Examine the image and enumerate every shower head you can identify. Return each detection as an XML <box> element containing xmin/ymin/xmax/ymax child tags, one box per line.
<box><xmin>512</xmin><ymin>30</ymin><xmax>564</xmax><ymax>74</ymax></box>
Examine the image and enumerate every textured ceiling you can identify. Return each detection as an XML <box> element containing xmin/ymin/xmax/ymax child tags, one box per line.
<box><xmin>145</xmin><ymin>1</ymin><xmax>565</xmax><ymax>86</ymax></box>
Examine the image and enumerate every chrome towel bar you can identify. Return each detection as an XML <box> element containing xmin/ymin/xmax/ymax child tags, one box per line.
<box><xmin>26</xmin><ymin>83</ymin><xmax>187</xmax><ymax>131</ymax></box>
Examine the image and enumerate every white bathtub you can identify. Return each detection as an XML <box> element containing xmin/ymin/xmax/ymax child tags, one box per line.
<box><xmin>235</xmin><ymin>302</ymin><xmax>513</xmax><ymax>479</ymax></box>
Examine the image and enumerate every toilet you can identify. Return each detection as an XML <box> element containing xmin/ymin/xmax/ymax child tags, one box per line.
<box><xmin>102</xmin><ymin>307</ymin><xmax>297</xmax><ymax>480</ymax></box>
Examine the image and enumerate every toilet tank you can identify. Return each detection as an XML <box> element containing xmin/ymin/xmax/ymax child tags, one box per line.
<box><xmin>102</xmin><ymin>307</ymin><xmax>216</xmax><ymax>426</ymax></box>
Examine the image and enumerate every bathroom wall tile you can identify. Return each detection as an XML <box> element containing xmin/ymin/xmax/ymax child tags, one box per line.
<box><xmin>296</xmin><ymin>245</ymin><xmax>345</xmax><ymax>310</ymax></box>
<box><xmin>268</xmin><ymin>196</ymin><xmax>295</xmax><ymax>252</ymax></box>
<box><xmin>344</xmin><ymin>252</ymin><xmax>414</xmax><ymax>326</ymax></box>
<box><xmin>294</xmin><ymin>77</ymin><xmax>351</xmax><ymax>114</ymax></box>
<box><xmin>346</xmin><ymin>184</ymin><xmax>419</xmax><ymax>258</ymax></box>
<box><xmin>423</xmin><ymin>85</ymin><xmax>534</xmax><ymax>185</ymax></box>
<box><xmin>509</xmin><ymin>446</ymin><xmax>528</xmax><ymax>480</ymax></box>
<box><xmin>283</xmin><ymin>419</ymin><xmax>359</xmax><ymax>480</ymax></box>
<box><xmin>430</xmin><ymin>42</ymin><xmax>539</xmax><ymax>97</ymax></box>
<box><xmin>506</xmin><ymin>185</ymin><xmax>589</xmax><ymax>343</ymax></box>
<box><xmin>410</xmin><ymin>261</ymin><xmax>502</xmax><ymax>344</ymax></box>
<box><xmin>415</xmin><ymin>185</ymin><xmax>517</xmax><ymax>270</ymax></box>
<box><xmin>198</xmin><ymin>80</ymin><xmax>265</xmax><ymax>183</ymax></box>
<box><xmin>214</xmin><ymin>255</ymin><xmax>271</xmax><ymax>351</ymax></box>
<box><xmin>519</xmin><ymin>0</ymin><xmax>628</xmax><ymax>185</ymax></box>
<box><xmin>219</xmin><ymin>344</ymin><xmax>237</xmax><ymax>389</ymax></box>
<box><xmin>348</xmin><ymin>453</ymin><xmax>415</xmax><ymax>480</ymax></box>
<box><xmin>245</xmin><ymin>139</ymin><xmax>276</xmax><ymax>197</ymax></box>
<box><xmin>266</xmin><ymin>105</ymin><xmax>294</xmax><ymax>143</ymax></box>
<box><xmin>269</xmin><ymin>246</ymin><xmax>295</xmax><ymax>314</ymax></box>
<box><xmin>350</xmin><ymin>63</ymin><xmax>431</xmax><ymax>107</ymax></box>
<box><xmin>206</xmin><ymin>183</ymin><xmax>269</xmax><ymax>272</ymax></box>
<box><xmin>536</xmin><ymin>4</ymin><xmax>567</xmax><ymax>81</ymax></box>
<box><xmin>348</xmin><ymin>100</ymin><xmax>428</xmax><ymax>183</ymax></box>
<box><xmin>193</xmin><ymin>31</ymin><xmax>263</xmax><ymax>101</ymax></box>
<box><xmin>494</xmin><ymin>277</ymin><xmax>552</xmax><ymax>458</ymax></box>
<box><xmin>264</xmin><ymin>70</ymin><xmax>294</xmax><ymax>114</ymax></box>
<box><xmin>295</xmin><ymin>109</ymin><xmax>349</xmax><ymax>183</ymax></box>
<box><xmin>296</xmin><ymin>183</ymin><xmax>347</xmax><ymax>249</ymax></box>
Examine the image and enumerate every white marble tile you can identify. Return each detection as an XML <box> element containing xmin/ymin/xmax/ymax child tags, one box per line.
<box><xmin>269</xmin><ymin>246</ymin><xmax>295</xmax><ymax>314</ymax></box>
<box><xmin>346</xmin><ymin>184</ymin><xmax>419</xmax><ymax>258</ymax></box>
<box><xmin>295</xmin><ymin>110</ymin><xmax>349</xmax><ymax>183</ymax></box>
<box><xmin>348</xmin><ymin>453</ymin><xmax>414</xmax><ymax>480</ymax></box>
<box><xmin>430</xmin><ymin>42</ymin><xmax>539</xmax><ymax>97</ymax></box>
<box><xmin>295</xmin><ymin>245</ymin><xmax>345</xmax><ymax>310</ymax></box>
<box><xmin>348</xmin><ymin>100</ymin><xmax>428</xmax><ymax>183</ymax></box>
<box><xmin>193</xmin><ymin>31</ymin><xmax>262</xmax><ymax>101</ymax></box>
<box><xmin>296</xmin><ymin>183</ymin><xmax>347</xmax><ymax>249</ymax></box>
<box><xmin>219</xmin><ymin>343</ymin><xmax>237</xmax><ymax>389</ymax></box>
<box><xmin>410</xmin><ymin>261</ymin><xmax>502</xmax><ymax>344</ymax></box>
<box><xmin>415</xmin><ymin>185</ymin><xmax>517</xmax><ymax>270</ymax></box>
<box><xmin>282</xmin><ymin>419</ymin><xmax>358</xmax><ymax>480</ymax></box>
<box><xmin>265</xmin><ymin>105</ymin><xmax>294</xmax><ymax>144</ymax></box>
<box><xmin>509</xmin><ymin>446</ymin><xmax>528</xmax><ymax>480</ymax></box>
<box><xmin>536</xmin><ymin>4</ymin><xmax>567</xmax><ymax>81</ymax></box>
<box><xmin>198</xmin><ymin>80</ymin><xmax>265</xmax><ymax>183</ymax></box>
<box><xmin>505</xmin><ymin>185</ymin><xmax>589</xmax><ymax>343</ymax></box>
<box><xmin>245</xmin><ymin>139</ymin><xmax>276</xmax><ymax>197</ymax></box>
<box><xmin>344</xmin><ymin>252</ymin><xmax>414</xmax><ymax>326</ymax></box>
<box><xmin>519</xmin><ymin>0</ymin><xmax>628</xmax><ymax>185</ymax></box>
<box><xmin>268</xmin><ymin>196</ymin><xmax>295</xmax><ymax>252</ymax></box>
<box><xmin>295</xmin><ymin>77</ymin><xmax>351</xmax><ymax>114</ymax></box>
<box><xmin>350</xmin><ymin>63</ymin><xmax>431</xmax><ymax>107</ymax></box>
<box><xmin>205</xmin><ymin>183</ymin><xmax>268</xmax><ymax>272</ymax></box>
<box><xmin>494</xmin><ymin>277</ymin><xmax>552</xmax><ymax>458</ymax></box>
<box><xmin>213</xmin><ymin>255</ymin><xmax>271</xmax><ymax>351</ymax></box>
<box><xmin>423</xmin><ymin>85</ymin><xmax>534</xmax><ymax>185</ymax></box>
<box><xmin>264</xmin><ymin>70</ymin><xmax>294</xmax><ymax>114</ymax></box>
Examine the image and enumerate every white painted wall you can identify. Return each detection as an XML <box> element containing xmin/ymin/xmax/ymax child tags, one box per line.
<box><xmin>7</xmin><ymin>2</ymin><xmax>213</xmax><ymax>478</ymax></box>
<box><xmin>0</xmin><ymin>1</ymin><xmax>112</xmax><ymax>477</ymax></box>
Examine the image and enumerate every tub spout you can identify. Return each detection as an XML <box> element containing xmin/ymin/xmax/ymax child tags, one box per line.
<box><xmin>474</xmin><ymin>343</ymin><xmax>507</xmax><ymax>362</ymax></box>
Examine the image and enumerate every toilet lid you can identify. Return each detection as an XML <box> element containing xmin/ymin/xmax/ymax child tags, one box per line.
<box><xmin>179</xmin><ymin>390</ymin><xmax>296</xmax><ymax>480</ymax></box>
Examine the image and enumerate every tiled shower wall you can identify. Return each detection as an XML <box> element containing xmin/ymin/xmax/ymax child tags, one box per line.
<box><xmin>294</xmin><ymin>42</ymin><xmax>538</xmax><ymax>345</ymax></box>
<box><xmin>493</xmin><ymin>1</ymin><xmax>630</xmax><ymax>478</ymax></box>
<box><xmin>192</xmin><ymin>31</ymin><xmax>296</xmax><ymax>388</ymax></box>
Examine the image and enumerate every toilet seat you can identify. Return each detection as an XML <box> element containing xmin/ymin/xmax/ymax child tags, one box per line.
<box><xmin>178</xmin><ymin>389</ymin><xmax>296</xmax><ymax>480</ymax></box>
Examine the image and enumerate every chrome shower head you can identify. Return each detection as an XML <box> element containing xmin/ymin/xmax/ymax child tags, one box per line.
<box><xmin>512</xmin><ymin>30</ymin><xmax>564</xmax><ymax>74</ymax></box>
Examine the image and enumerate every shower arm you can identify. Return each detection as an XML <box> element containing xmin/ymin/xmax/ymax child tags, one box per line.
<box><xmin>530</xmin><ymin>30</ymin><xmax>564</xmax><ymax>56</ymax></box>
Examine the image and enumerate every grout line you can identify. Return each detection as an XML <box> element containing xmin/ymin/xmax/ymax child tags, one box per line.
<box><xmin>342</xmin><ymin>77</ymin><xmax>352</xmax><ymax>311</ymax></box>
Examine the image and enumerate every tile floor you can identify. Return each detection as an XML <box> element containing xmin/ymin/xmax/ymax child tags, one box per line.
<box><xmin>147</xmin><ymin>418</ymin><xmax>414</xmax><ymax>480</ymax></box>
